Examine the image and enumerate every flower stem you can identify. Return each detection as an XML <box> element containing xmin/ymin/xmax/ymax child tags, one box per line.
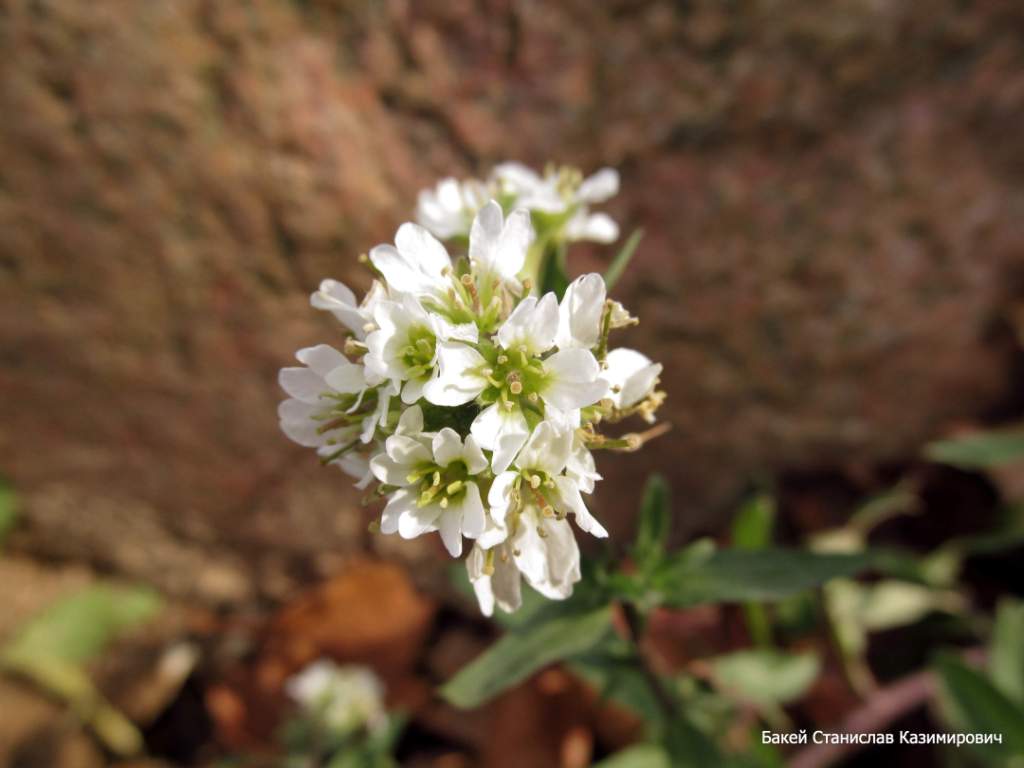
<box><xmin>621</xmin><ymin>602</ymin><xmax>680</xmax><ymax>723</ymax></box>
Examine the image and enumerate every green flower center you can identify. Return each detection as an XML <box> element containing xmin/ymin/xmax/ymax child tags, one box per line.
<box><xmin>408</xmin><ymin>459</ymin><xmax>470</xmax><ymax>509</ymax></box>
<box><xmin>476</xmin><ymin>344</ymin><xmax>549</xmax><ymax>418</ymax></box>
<box><xmin>400</xmin><ymin>325</ymin><xmax>437</xmax><ymax>381</ymax></box>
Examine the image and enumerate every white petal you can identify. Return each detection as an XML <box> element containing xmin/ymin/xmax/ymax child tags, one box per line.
<box><xmin>513</xmin><ymin>517</ymin><xmax>580</xmax><ymax>599</ymax></box>
<box><xmin>567</xmin><ymin>212</ymin><xmax>619</xmax><ymax>243</ymax></box>
<box><xmin>324</xmin><ymin>361</ymin><xmax>367</xmax><ymax>394</ymax></box>
<box><xmin>438</xmin><ymin>506</ymin><xmax>464</xmax><ymax>557</ymax></box>
<box><xmin>576</xmin><ymin>168</ymin><xmax>619</xmax><ymax>203</ymax></box>
<box><xmin>557</xmin><ymin>273</ymin><xmax>606</xmax><ymax>350</ymax></box>
<box><xmin>396</xmin><ymin>405</ymin><xmax>424</xmax><ymax>435</ymax></box>
<box><xmin>423</xmin><ymin>342</ymin><xmax>487</xmax><ymax>407</ymax></box>
<box><xmin>460</xmin><ymin>482</ymin><xmax>486</xmax><ymax>539</ymax></box>
<box><xmin>380</xmin><ymin>489</ymin><xmax>415</xmax><ymax>534</ymax></box>
<box><xmin>401</xmin><ymin>377</ymin><xmax>425</xmax><ymax>405</ymax></box>
<box><xmin>399</xmin><ymin>504</ymin><xmax>441</xmax><ymax>539</ymax></box>
<box><xmin>278</xmin><ymin>399</ymin><xmax>325</xmax><ymax>447</ymax></box>
<box><xmin>470</xmin><ymin>404</ymin><xmax>529</xmax><ymax>473</ymax></box>
<box><xmin>462</xmin><ymin>434</ymin><xmax>489</xmax><ymax>476</ymax></box>
<box><xmin>431</xmin><ymin>428</ymin><xmax>464</xmax><ymax>468</ymax></box>
<box><xmin>514</xmin><ymin>420</ymin><xmax>571</xmax><ymax>475</ymax></box>
<box><xmin>370</xmin><ymin>453</ymin><xmax>411</xmax><ymax>486</ymax></box>
<box><xmin>395</xmin><ymin>222</ymin><xmax>452</xmax><ymax>277</ymax></box>
<box><xmin>497</xmin><ymin>293</ymin><xmax>559</xmax><ymax>354</ymax></box>
<box><xmin>279</xmin><ymin>367</ymin><xmax>326</xmax><ymax>403</ymax></box>
<box><xmin>467</xmin><ymin>547</ymin><xmax>496</xmax><ymax>617</ymax></box>
<box><xmin>385</xmin><ymin>434</ymin><xmax>432</xmax><ymax>467</ymax></box>
<box><xmin>542</xmin><ymin>349</ymin><xmax>608</xmax><ymax>411</ymax></box>
<box><xmin>295</xmin><ymin>344</ymin><xmax>347</xmax><ymax>379</ymax></box>
<box><xmin>554</xmin><ymin>476</ymin><xmax>608</xmax><ymax>538</ymax></box>
<box><xmin>310</xmin><ymin>279</ymin><xmax>367</xmax><ymax>338</ymax></box>
<box><xmin>604</xmin><ymin>348</ymin><xmax>662</xmax><ymax>408</ymax></box>
<box><xmin>487</xmin><ymin>471</ymin><xmax>519</xmax><ymax>519</ymax></box>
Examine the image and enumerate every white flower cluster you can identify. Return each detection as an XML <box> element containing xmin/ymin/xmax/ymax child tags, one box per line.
<box><xmin>280</xmin><ymin>167</ymin><xmax>664</xmax><ymax>616</ymax></box>
<box><xmin>416</xmin><ymin>162</ymin><xmax>621</xmax><ymax>245</ymax></box>
<box><xmin>286</xmin><ymin>660</ymin><xmax>387</xmax><ymax>735</ymax></box>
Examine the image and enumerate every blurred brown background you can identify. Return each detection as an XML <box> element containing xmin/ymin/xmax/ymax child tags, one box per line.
<box><xmin>2</xmin><ymin>0</ymin><xmax>1024</xmax><ymax>610</ymax></box>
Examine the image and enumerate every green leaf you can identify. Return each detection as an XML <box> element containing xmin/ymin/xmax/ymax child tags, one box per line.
<box><xmin>2</xmin><ymin>584</ymin><xmax>162</xmax><ymax>667</ymax></box>
<box><xmin>634</xmin><ymin>474</ymin><xmax>671</xmax><ymax>566</ymax></box>
<box><xmin>663</xmin><ymin>717</ymin><xmax>722</xmax><ymax>768</ymax></box>
<box><xmin>710</xmin><ymin>650</ymin><xmax>820</xmax><ymax>706</ymax></box>
<box><xmin>653</xmin><ymin>549</ymin><xmax>870</xmax><ymax>607</ymax></box>
<box><xmin>0</xmin><ymin>481</ymin><xmax>17</xmax><ymax>546</ymax></box>
<box><xmin>991</xmin><ymin>599</ymin><xmax>1024</xmax><ymax>706</ymax></box>
<box><xmin>934</xmin><ymin>654</ymin><xmax>1024</xmax><ymax>760</ymax></box>
<box><xmin>604</xmin><ymin>229</ymin><xmax>644</xmax><ymax>291</ymax></box>
<box><xmin>593</xmin><ymin>744</ymin><xmax>670</xmax><ymax>768</ymax></box>
<box><xmin>731</xmin><ymin>494</ymin><xmax>776</xmax><ymax>646</ymax></box>
<box><xmin>732</xmin><ymin>494</ymin><xmax>775</xmax><ymax>550</ymax></box>
<box><xmin>925</xmin><ymin>426</ymin><xmax>1024</xmax><ymax>469</ymax></box>
<box><xmin>440</xmin><ymin>606</ymin><xmax>613</xmax><ymax>708</ymax></box>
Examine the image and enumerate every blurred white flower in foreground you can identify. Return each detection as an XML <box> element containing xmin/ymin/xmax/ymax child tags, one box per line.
<box><xmin>286</xmin><ymin>660</ymin><xmax>387</xmax><ymax>735</ymax></box>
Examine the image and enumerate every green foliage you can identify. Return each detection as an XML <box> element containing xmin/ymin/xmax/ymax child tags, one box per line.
<box><xmin>593</xmin><ymin>744</ymin><xmax>671</xmax><ymax>768</ymax></box>
<box><xmin>925</xmin><ymin>426</ymin><xmax>1024</xmax><ymax>469</ymax></box>
<box><xmin>710</xmin><ymin>650</ymin><xmax>819</xmax><ymax>707</ymax></box>
<box><xmin>0</xmin><ymin>481</ymin><xmax>17</xmax><ymax>546</ymax></box>
<box><xmin>2</xmin><ymin>584</ymin><xmax>162</xmax><ymax>667</ymax></box>
<box><xmin>649</xmin><ymin>547</ymin><xmax>870</xmax><ymax>607</ymax></box>
<box><xmin>991</xmin><ymin>599</ymin><xmax>1024</xmax><ymax>706</ymax></box>
<box><xmin>731</xmin><ymin>493</ymin><xmax>776</xmax><ymax>646</ymax></box>
<box><xmin>0</xmin><ymin>584</ymin><xmax>163</xmax><ymax>755</ymax></box>
<box><xmin>440</xmin><ymin>606</ymin><xmax>613</xmax><ymax>708</ymax></box>
<box><xmin>633</xmin><ymin>474</ymin><xmax>671</xmax><ymax>568</ymax></box>
<box><xmin>934</xmin><ymin>654</ymin><xmax>1024</xmax><ymax>763</ymax></box>
<box><xmin>537</xmin><ymin>240</ymin><xmax>570</xmax><ymax>298</ymax></box>
<box><xmin>604</xmin><ymin>229</ymin><xmax>644</xmax><ymax>291</ymax></box>
<box><xmin>732</xmin><ymin>494</ymin><xmax>775</xmax><ymax>550</ymax></box>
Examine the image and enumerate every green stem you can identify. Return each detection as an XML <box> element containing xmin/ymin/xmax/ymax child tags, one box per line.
<box><xmin>621</xmin><ymin>602</ymin><xmax>680</xmax><ymax>722</ymax></box>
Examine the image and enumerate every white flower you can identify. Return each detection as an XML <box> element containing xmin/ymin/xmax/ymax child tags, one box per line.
<box><xmin>469</xmin><ymin>200</ymin><xmax>533</xmax><ymax>291</ymax></box>
<box><xmin>364</xmin><ymin>294</ymin><xmax>477</xmax><ymax>405</ymax></box>
<box><xmin>310</xmin><ymin>279</ymin><xmax>386</xmax><ymax>340</ymax></box>
<box><xmin>491</xmin><ymin>163</ymin><xmax>620</xmax><ymax>244</ymax></box>
<box><xmin>466</xmin><ymin>519</ymin><xmax>581</xmax><ymax>611</ymax></box>
<box><xmin>286</xmin><ymin>660</ymin><xmax>386</xmax><ymax>734</ymax></box>
<box><xmin>556</xmin><ymin>273</ymin><xmax>607</xmax><ymax>350</ymax></box>
<box><xmin>491</xmin><ymin>421</ymin><xmax>608</xmax><ymax>538</ymax></box>
<box><xmin>371</xmin><ymin>427</ymin><xmax>488</xmax><ymax>557</ymax></box>
<box><xmin>278</xmin><ymin>345</ymin><xmax>395</xmax><ymax>488</ymax></box>
<box><xmin>278</xmin><ymin>344</ymin><xmax>365</xmax><ymax>450</ymax></box>
<box><xmin>429</xmin><ymin>293</ymin><xmax>609</xmax><ymax>471</ymax></box>
<box><xmin>416</xmin><ymin>176</ymin><xmax>490</xmax><ymax>240</ymax></box>
<box><xmin>369</xmin><ymin>222</ymin><xmax>453</xmax><ymax>303</ymax></box>
<box><xmin>603</xmin><ymin>348</ymin><xmax>663</xmax><ymax>409</ymax></box>
<box><xmin>467</xmin><ymin>421</ymin><xmax>610</xmax><ymax>616</ymax></box>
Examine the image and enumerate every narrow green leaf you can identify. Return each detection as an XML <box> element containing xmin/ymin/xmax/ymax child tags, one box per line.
<box><xmin>634</xmin><ymin>474</ymin><xmax>671</xmax><ymax>566</ymax></box>
<box><xmin>732</xmin><ymin>494</ymin><xmax>775</xmax><ymax>550</ymax></box>
<box><xmin>654</xmin><ymin>549</ymin><xmax>870</xmax><ymax>607</ymax></box>
<box><xmin>934</xmin><ymin>654</ymin><xmax>1024</xmax><ymax>759</ymax></box>
<box><xmin>710</xmin><ymin>650</ymin><xmax>820</xmax><ymax>706</ymax></box>
<box><xmin>925</xmin><ymin>426</ymin><xmax>1024</xmax><ymax>469</ymax></box>
<box><xmin>991</xmin><ymin>599</ymin><xmax>1024</xmax><ymax>706</ymax></box>
<box><xmin>440</xmin><ymin>606</ymin><xmax>613</xmax><ymax>708</ymax></box>
<box><xmin>0</xmin><ymin>482</ymin><xmax>17</xmax><ymax>546</ymax></box>
<box><xmin>593</xmin><ymin>744</ymin><xmax>670</xmax><ymax>768</ymax></box>
<box><xmin>731</xmin><ymin>494</ymin><xmax>776</xmax><ymax>646</ymax></box>
<box><xmin>2</xmin><ymin>584</ymin><xmax>162</xmax><ymax>667</ymax></box>
<box><xmin>604</xmin><ymin>229</ymin><xmax>644</xmax><ymax>291</ymax></box>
